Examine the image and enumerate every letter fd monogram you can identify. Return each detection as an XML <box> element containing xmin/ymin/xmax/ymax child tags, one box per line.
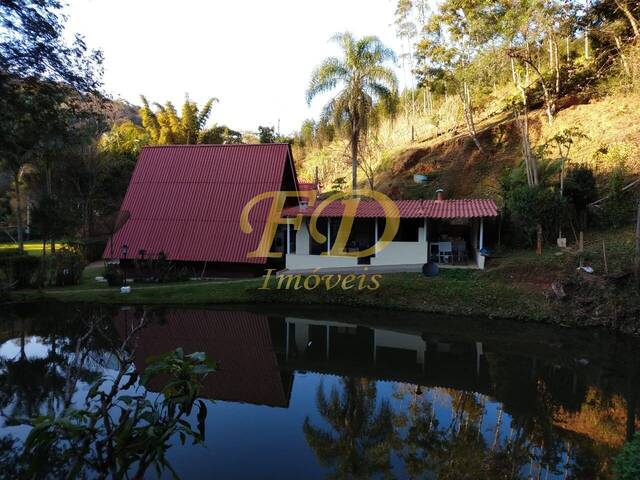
<box><xmin>240</xmin><ymin>189</ymin><xmax>400</xmax><ymax>259</ymax></box>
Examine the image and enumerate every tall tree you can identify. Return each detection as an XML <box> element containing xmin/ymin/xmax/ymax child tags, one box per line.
<box><xmin>0</xmin><ymin>0</ymin><xmax>103</xmax><ymax>93</ymax></box>
<box><xmin>303</xmin><ymin>377</ymin><xmax>396</xmax><ymax>478</ymax></box>
<box><xmin>417</xmin><ymin>1</ymin><xmax>498</xmax><ymax>153</ymax></box>
<box><xmin>306</xmin><ymin>33</ymin><xmax>398</xmax><ymax>191</ymax></box>
<box><xmin>138</xmin><ymin>95</ymin><xmax>218</xmax><ymax>145</ymax></box>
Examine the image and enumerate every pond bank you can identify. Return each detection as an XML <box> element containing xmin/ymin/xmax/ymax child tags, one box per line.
<box><xmin>5</xmin><ymin>269</ymin><xmax>554</xmax><ymax>323</ymax></box>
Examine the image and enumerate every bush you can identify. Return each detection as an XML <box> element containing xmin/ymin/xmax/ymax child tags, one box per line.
<box><xmin>0</xmin><ymin>254</ymin><xmax>42</xmax><ymax>289</ymax></box>
<box><xmin>42</xmin><ymin>249</ymin><xmax>86</xmax><ymax>286</ymax></box>
<box><xmin>598</xmin><ymin>162</ymin><xmax>635</xmax><ymax>229</ymax></box>
<box><xmin>66</xmin><ymin>237</ymin><xmax>108</xmax><ymax>263</ymax></box>
<box><xmin>506</xmin><ymin>185</ymin><xmax>566</xmax><ymax>246</ymax></box>
<box><xmin>104</xmin><ymin>266</ymin><xmax>124</xmax><ymax>287</ymax></box>
<box><xmin>564</xmin><ymin>166</ymin><xmax>597</xmax><ymax>228</ymax></box>
<box><xmin>614</xmin><ymin>433</ymin><xmax>640</xmax><ymax>480</ymax></box>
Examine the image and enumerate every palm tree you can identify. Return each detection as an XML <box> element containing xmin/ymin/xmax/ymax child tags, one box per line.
<box><xmin>306</xmin><ymin>33</ymin><xmax>398</xmax><ymax>191</ymax></box>
<box><xmin>303</xmin><ymin>377</ymin><xmax>396</xmax><ymax>478</ymax></box>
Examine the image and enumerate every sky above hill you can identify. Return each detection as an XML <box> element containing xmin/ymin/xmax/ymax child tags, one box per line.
<box><xmin>66</xmin><ymin>0</ymin><xmax>408</xmax><ymax>134</ymax></box>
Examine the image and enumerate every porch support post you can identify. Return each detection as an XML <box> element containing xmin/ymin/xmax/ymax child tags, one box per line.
<box><xmin>327</xmin><ymin>218</ymin><xmax>331</xmax><ymax>254</ymax></box>
<box><xmin>479</xmin><ymin>217</ymin><xmax>484</xmax><ymax>250</ymax></box>
<box><xmin>326</xmin><ymin>325</ymin><xmax>330</xmax><ymax>359</ymax></box>
<box><xmin>286</xmin><ymin>223</ymin><xmax>291</xmax><ymax>254</ymax></box>
<box><xmin>422</xmin><ymin>218</ymin><xmax>428</xmax><ymax>242</ymax></box>
<box><xmin>374</xmin><ymin>217</ymin><xmax>379</xmax><ymax>255</ymax></box>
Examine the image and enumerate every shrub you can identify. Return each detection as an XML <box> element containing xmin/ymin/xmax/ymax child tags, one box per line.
<box><xmin>43</xmin><ymin>249</ymin><xmax>86</xmax><ymax>286</ymax></box>
<box><xmin>564</xmin><ymin>166</ymin><xmax>598</xmax><ymax>228</ymax></box>
<box><xmin>0</xmin><ymin>254</ymin><xmax>42</xmax><ymax>289</ymax></box>
<box><xmin>598</xmin><ymin>162</ymin><xmax>635</xmax><ymax>229</ymax></box>
<box><xmin>66</xmin><ymin>238</ymin><xmax>108</xmax><ymax>263</ymax></box>
<box><xmin>614</xmin><ymin>433</ymin><xmax>640</xmax><ymax>480</ymax></box>
<box><xmin>104</xmin><ymin>264</ymin><xmax>124</xmax><ymax>287</ymax></box>
<box><xmin>506</xmin><ymin>185</ymin><xmax>566</xmax><ymax>246</ymax></box>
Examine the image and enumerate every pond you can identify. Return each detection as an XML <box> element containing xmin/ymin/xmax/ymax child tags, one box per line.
<box><xmin>1</xmin><ymin>303</ymin><xmax>639</xmax><ymax>479</ymax></box>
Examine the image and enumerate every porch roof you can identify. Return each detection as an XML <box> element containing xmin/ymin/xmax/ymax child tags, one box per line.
<box><xmin>282</xmin><ymin>198</ymin><xmax>498</xmax><ymax>219</ymax></box>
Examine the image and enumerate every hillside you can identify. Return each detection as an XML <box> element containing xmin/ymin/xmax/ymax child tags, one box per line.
<box><xmin>298</xmin><ymin>91</ymin><xmax>640</xmax><ymax>202</ymax></box>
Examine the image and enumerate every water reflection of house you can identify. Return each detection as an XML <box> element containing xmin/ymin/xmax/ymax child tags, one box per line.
<box><xmin>116</xmin><ymin>309</ymin><xmax>493</xmax><ymax>407</ymax></box>
<box><xmin>116</xmin><ymin>309</ymin><xmax>293</xmax><ymax>408</ymax></box>
<box><xmin>283</xmin><ymin>317</ymin><xmax>490</xmax><ymax>394</ymax></box>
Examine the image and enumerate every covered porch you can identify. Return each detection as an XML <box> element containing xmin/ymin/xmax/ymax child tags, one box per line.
<box><xmin>281</xmin><ymin>198</ymin><xmax>497</xmax><ymax>271</ymax></box>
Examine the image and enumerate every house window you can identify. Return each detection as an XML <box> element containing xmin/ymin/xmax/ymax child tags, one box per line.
<box><xmin>394</xmin><ymin>218</ymin><xmax>420</xmax><ymax>242</ymax></box>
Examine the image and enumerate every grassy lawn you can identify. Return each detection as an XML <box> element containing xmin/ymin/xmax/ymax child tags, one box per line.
<box><xmin>0</xmin><ymin>241</ymin><xmax>65</xmax><ymax>256</ymax></box>
<box><xmin>7</xmin><ymin>226</ymin><xmax>635</xmax><ymax>322</ymax></box>
<box><xmin>11</xmin><ymin>268</ymin><xmax>551</xmax><ymax>321</ymax></box>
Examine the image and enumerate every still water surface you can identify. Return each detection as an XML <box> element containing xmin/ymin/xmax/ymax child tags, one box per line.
<box><xmin>1</xmin><ymin>303</ymin><xmax>639</xmax><ymax>479</ymax></box>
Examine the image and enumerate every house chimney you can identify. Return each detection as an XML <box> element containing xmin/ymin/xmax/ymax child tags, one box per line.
<box><xmin>436</xmin><ymin>188</ymin><xmax>444</xmax><ymax>202</ymax></box>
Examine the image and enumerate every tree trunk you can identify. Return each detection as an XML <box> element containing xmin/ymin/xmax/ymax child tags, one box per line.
<box><xmin>536</xmin><ymin>224</ymin><xmax>543</xmax><ymax>255</ymax></box>
<box><xmin>554</xmin><ymin>38</ymin><xmax>561</xmax><ymax>95</ymax></box>
<box><xmin>615</xmin><ymin>0</ymin><xmax>640</xmax><ymax>38</ymax></box>
<box><xmin>350</xmin><ymin>127</ymin><xmax>359</xmax><ymax>192</ymax></box>
<box><xmin>460</xmin><ymin>81</ymin><xmax>483</xmax><ymax>153</ymax></box>
<box><xmin>585</xmin><ymin>0</ymin><xmax>591</xmax><ymax>59</ymax></box>
<box><xmin>615</xmin><ymin>36</ymin><xmax>632</xmax><ymax>79</ymax></box>
<box><xmin>13</xmin><ymin>171</ymin><xmax>24</xmax><ymax>253</ymax></box>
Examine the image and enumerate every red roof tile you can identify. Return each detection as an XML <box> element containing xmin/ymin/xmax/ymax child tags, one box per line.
<box><xmin>104</xmin><ymin>144</ymin><xmax>296</xmax><ymax>263</ymax></box>
<box><xmin>282</xmin><ymin>198</ymin><xmax>498</xmax><ymax>219</ymax></box>
<box><xmin>297</xmin><ymin>181</ymin><xmax>317</xmax><ymax>191</ymax></box>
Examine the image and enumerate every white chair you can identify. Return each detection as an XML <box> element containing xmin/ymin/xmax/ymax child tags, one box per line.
<box><xmin>438</xmin><ymin>241</ymin><xmax>452</xmax><ymax>263</ymax></box>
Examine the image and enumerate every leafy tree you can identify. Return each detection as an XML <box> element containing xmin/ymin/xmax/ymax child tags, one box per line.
<box><xmin>615</xmin><ymin>433</ymin><xmax>640</xmax><ymax>480</ymax></box>
<box><xmin>306</xmin><ymin>32</ymin><xmax>397</xmax><ymax>191</ymax></box>
<box><xmin>258</xmin><ymin>125</ymin><xmax>276</xmax><ymax>143</ymax></box>
<box><xmin>303</xmin><ymin>377</ymin><xmax>396</xmax><ymax>478</ymax></box>
<box><xmin>506</xmin><ymin>185</ymin><xmax>566</xmax><ymax>247</ymax></box>
<box><xmin>600</xmin><ymin>161</ymin><xmax>635</xmax><ymax>228</ymax></box>
<box><xmin>139</xmin><ymin>95</ymin><xmax>218</xmax><ymax>145</ymax></box>
<box><xmin>0</xmin><ymin>78</ymin><xmax>70</xmax><ymax>252</ymax></box>
<box><xmin>564</xmin><ymin>166</ymin><xmax>598</xmax><ymax>230</ymax></box>
<box><xmin>201</xmin><ymin>125</ymin><xmax>242</xmax><ymax>144</ymax></box>
<box><xmin>0</xmin><ymin>0</ymin><xmax>103</xmax><ymax>92</ymax></box>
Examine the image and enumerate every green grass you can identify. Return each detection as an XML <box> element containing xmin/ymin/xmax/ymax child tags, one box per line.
<box><xmin>0</xmin><ymin>241</ymin><xmax>65</xmax><ymax>257</ymax></box>
<box><xmin>10</xmin><ymin>268</ymin><xmax>551</xmax><ymax>321</ymax></box>
<box><xmin>9</xmin><ymin>226</ymin><xmax>635</xmax><ymax>322</ymax></box>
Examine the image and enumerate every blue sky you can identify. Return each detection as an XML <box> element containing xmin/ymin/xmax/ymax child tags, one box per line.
<box><xmin>65</xmin><ymin>0</ymin><xmax>408</xmax><ymax>134</ymax></box>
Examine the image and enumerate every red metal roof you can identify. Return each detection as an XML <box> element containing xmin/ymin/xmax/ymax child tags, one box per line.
<box><xmin>104</xmin><ymin>144</ymin><xmax>296</xmax><ymax>263</ymax></box>
<box><xmin>114</xmin><ymin>309</ymin><xmax>290</xmax><ymax>408</ymax></box>
<box><xmin>282</xmin><ymin>198</ymin><xmax>498</xmax><ymax>219</ymax></box>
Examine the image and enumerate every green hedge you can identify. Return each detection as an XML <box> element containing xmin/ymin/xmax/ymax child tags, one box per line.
<box><xmin>0</xmin><ymin>254</ymin><xmax>42</xmax><ymax>288</ymax></box>
<box><xmin>0</xmin><ymin>250</ymin><xmax>86</xmax><ymax>289</ymax></box>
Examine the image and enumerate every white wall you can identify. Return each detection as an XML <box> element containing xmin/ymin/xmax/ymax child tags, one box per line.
<box><xmin>295</xmin><ymin>221</ymin><xmax>310</xmax><ymax>255</ymax></box>
<box><xmin>286</xmin><ymin>254</ymin><xmax>358</xmax><ymax>270</ymax></box>
<box><xmin>370</xmin><ymin>242</ymin><xmax>428</xmax><ymax>266</ymax></box>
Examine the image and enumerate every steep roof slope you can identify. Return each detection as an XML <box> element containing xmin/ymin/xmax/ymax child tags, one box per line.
<box><xmin>105</xmin><ymin>143</ymin><xmax>297</xmax><ymax>263</ymax></box>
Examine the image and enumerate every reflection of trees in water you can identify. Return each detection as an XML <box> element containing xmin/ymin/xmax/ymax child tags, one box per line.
<box><xmin>0</xmin><ymin>309</ymin><xmax>116</xmax><ymax>426</ymax></box>
<box><xmin>303</xmin><ymin>377</ymin><xmax>396</xmax><ymax>479</ymax></box>
<box><xmin>393</xmin><ymin>385</ymin><xmax>529</xmax><ymax>479</ymax></box>
<box><xmin>300</xmin><ymin>336</ymin><xmax>640</xmax><ymax>479</ymax></box>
